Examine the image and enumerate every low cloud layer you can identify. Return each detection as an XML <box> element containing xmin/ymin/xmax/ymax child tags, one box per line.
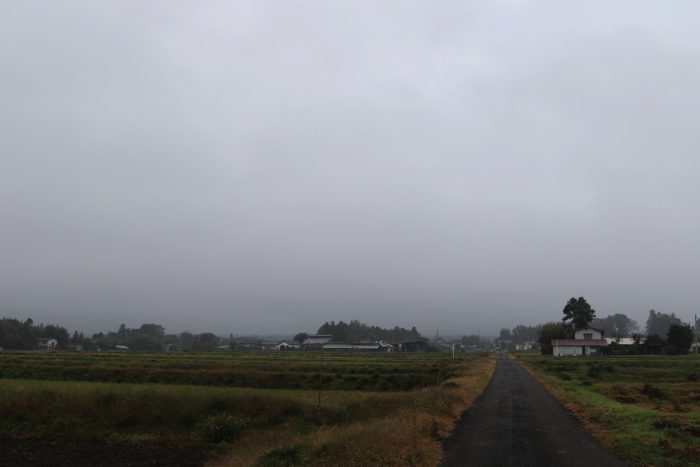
<box><xmin>2</xmin><ymin>1</ymin><xmax>699</xmax><ymax>335</ymax></box>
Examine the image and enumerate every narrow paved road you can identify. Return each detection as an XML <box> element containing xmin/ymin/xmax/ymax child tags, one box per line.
<box><xmin>441</xmin><ymin>353</ymin><xmax>627</xmax><ymax>467</ymax></box>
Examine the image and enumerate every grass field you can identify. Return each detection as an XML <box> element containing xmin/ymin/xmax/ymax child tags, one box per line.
<box><xmin>0</xmin><ymin>351</ymin><xmax>495</xmax><ymax>466</ymax></box>
<box><xmin>516</xmin><ymin>354</ymin><xmax>700</xmax><ymax>467</ymax></box>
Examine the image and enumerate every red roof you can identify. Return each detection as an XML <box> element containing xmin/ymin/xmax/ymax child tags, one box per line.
<box><xmin>552</xmin><ymin>339</ymin><xmax>608</xmax><ymax>346</ymax></box>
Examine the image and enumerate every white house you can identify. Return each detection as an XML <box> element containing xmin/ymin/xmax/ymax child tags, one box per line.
<box><xmin>274</xmin><ymin>341</ymin><xmax>299</xmax><ymax>351</ymax></box>
<box><xmin>515</xmin><ymin>341</ymin><xmax>536</xmax><ymax>351</ymax></box>
<box><xmin>37</xmin><ymin>338</ymin><xmax>58</xmax><ymax>351</ymax></box>
<box><xmin>552</xmin><ymin>327</ymin><xmax>607</xmax><ymax>356</ymax></box>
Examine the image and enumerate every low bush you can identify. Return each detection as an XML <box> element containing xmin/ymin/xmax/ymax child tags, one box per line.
<box><xmin>197</xmin><ymin>413</ymin><xmax>250</xmax><ymax>443</ymax></box>
<box><xmin>255</xmin><ymin>445</ymin><xmax>306</xmax><ymax>467</ymax></box>
<box><xmin>642</xmin><ymin>383</ymin><xmax>666</xmax><ymax>400</ymax></box>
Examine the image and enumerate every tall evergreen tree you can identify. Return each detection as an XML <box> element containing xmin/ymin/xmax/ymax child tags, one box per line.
<box><xmin>562</xmin><ymin>297</ymin><xmax>596</xmax><ymax>329</ymax></box>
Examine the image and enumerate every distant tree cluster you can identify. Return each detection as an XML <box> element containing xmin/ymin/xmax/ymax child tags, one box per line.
<box><xmin>538</xmin><ymin>322</ymin><xmax>574</xmax><ymax>355</ymax></box>
<box><xmin>645</xmin><ymin>309</ymin><xmax>682</xmax><ymax>337</ymax></box>
<box><xmin>510</xmin><ymin>325</ymin><xmax>542</xmax><ymax>344</ymax></box>
<box><xmin>91</xmin><ymin>324</ymin><xmax>224</xmax><ymax>351</ymax></box>
<box><xmin>314</xmin><ymin>320</ymin><xmax>422</xmax><ymax>343</ymax></box>
<box><xmin>460</xmin><ymin>334</ymin><xmax>485</xmax><ymax>347</ymax></box>
<box><xmin>590</xmin><ymin>313</ymin><xmax>638</xmax><ymax>338</ymax></box>
<box><xmin>0</xmin><ymin>318</ymin><xmax>70</xmax><ymax>350</ymax></box>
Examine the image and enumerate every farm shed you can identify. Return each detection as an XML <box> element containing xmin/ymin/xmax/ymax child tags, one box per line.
<box><xmin>394</xmin><ymin>340</ymin><xmax>427</xmax><ymax>352</ymax></box>
<box><xmin>302</xmin><ymin>335</ymin><xmax>333</xmax><ymax>350</ymax></box>
<box><xmin>323</xmin><ymin>341</ymin><xmax>393</xmax><ymax>352</ymax></box>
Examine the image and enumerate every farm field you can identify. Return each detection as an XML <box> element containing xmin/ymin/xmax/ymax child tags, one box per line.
<box><xmin>0</xmin><ymin>351</ymin><xmax>495</xmax><ymax>466</ymax></box>
<box><xmin>0</xmin><ymin>350</ymin><xmax>469</xmax><ymax>391</ymax></box>
<box><xmin>516</xmin><ymin>354</ymin><xmax>700</xmax><ymax>467</ymax></box>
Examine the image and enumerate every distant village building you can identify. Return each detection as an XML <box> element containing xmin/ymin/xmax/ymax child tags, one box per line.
<box><xmin>515</xmin><ymin>341</ymin><xmax>536</xmax><ymax>351</ymax></box>
<box><xmin>235</xmin><ymin>337</ymin><xmax>263</xmax><ymax>349</ymax></box>
<box><xmin>394</xmin><ymin>340</ymin><xmax>427</xmax><ymax>352</ymax></box>
<box><xmin>274</xmin><ymin>341</ymin><xmax>298</xmax><ymax>351</ymax></box>
<box><xmin>37</xmin><ymin>338</ymin><xmax>58</xmax><ymax>351</ymax></box>
<box><xmin>323</xmin><ymin>341</ymin><xmax>393</xmax><ymax>352</ymax></box>
<box><xmin>301</xmin><ymin>335</ymin><xmax>333</xmax><ymax>350</ymax></box>
<box><xmin>604</xmin><ymin>337</ymin><xmax>641</xmax><ymax>346</ymax></box>
<box><xmin>552</xmin><ymin>327</ymin><xmax>607</xmax><ymax>356</ymax></box>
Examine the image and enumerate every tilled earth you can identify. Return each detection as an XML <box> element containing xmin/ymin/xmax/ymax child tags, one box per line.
<box><xmin>0</xmin><ymin>438</ymin><xmax>208</xmax><ymax>467</ymax></box>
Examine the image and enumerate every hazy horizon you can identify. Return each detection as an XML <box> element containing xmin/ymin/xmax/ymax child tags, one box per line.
<box><xmin>3</xmin><ymin>1</ymin><xmax>699</xmax><ymax>336</ymax></box>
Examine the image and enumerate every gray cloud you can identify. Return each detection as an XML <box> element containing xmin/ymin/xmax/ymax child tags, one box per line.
<box><xmin>2</xmin><ymin>1</ymin><xmax>699</xmax><ymax>335</ymax></box>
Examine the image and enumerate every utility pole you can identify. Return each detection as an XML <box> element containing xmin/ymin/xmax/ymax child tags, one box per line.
<box><xmin>317</xmin><ymin>349</ymin><xmax>324</xmax><ymax>409</ymax></box>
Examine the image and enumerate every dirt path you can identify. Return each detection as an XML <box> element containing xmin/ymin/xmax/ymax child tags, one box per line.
<box><xmin>441</xmin><ymin>353</ymin><xmax>627</xmax><ymax>467</ymax></box>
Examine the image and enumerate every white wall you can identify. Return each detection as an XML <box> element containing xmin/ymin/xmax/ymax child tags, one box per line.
<box><xmin>574</xmin><ymin>328</ymin><xmax>603</xmax><ymax>339</ymax></box>
<box><xmin>554</xmin><ymin>344</ymin><xmax>605</xmax><ymax>356</ymax></box>
<box><xmin>553</xmin><ymin>345</ymin><xmax>582</xmax><ymax>356</ymax></box>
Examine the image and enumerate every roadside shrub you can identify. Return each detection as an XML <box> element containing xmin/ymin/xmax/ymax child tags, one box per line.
<box><xmin>197</xmin><ymin>413</ymin><xmax>250</xmax><ymax>443</ymax></box>
<box><xmin>426</xmin><ymin>419</ymin><xmax>442</xmax><ymax>441</ymax></box>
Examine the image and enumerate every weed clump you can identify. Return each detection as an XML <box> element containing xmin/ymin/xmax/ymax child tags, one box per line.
<box><xmin>197</xmin><ymin>413</ymin><xmax>250</xmax><ymax>443</ymax></box>
<box><xmin>255</xmin><ymin>445</ymin><xmax>306</xmax><ymax>467</ymax></box>
<box><xmin>642</xmin><ymin>383</ymin><xmax>666</xmax><ymax>400</ymax></box>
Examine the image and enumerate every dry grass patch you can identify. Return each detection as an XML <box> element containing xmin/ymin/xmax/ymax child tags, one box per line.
<box><xmin>213</xmin><ymin>354</ymin><xmax>495</xmax><ymax>466</ymax></box>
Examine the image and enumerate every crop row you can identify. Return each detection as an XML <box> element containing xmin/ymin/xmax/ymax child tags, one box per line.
<box><xmin>0</xmin><ymin>351</ymin><xmax>473</xmax><ymax>391</ymax></box>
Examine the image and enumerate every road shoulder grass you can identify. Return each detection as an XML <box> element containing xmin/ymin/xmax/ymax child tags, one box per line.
<box><xmin>515</xmin><ymin>354</ymin><xmax>700</xmax><ymax>467</ymax></box>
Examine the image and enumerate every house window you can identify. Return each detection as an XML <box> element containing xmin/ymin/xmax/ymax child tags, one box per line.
<box><xmin>584</xmin><ymin>333</ymin><xmax>592</xmax><ymax>340</ymax></box>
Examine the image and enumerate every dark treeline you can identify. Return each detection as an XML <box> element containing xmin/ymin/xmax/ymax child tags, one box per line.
<box><xmin>590</xmin><ymin>313</ymin><xmax>638</xmax><ymax>337</ymax></box>
<box><xmin>314</xmin><ymin>320</ymin><xmax>423</xmax><ymax>343</ymax></box>
<box><xmin>90</xmin><ymin>323</ymin><xmax>223</xmax><ymax>351</ymax></box>
<box><xmin>0</xmin><ymin>317</ymin><xmax>225</xmax><ymax>351</ymax></box>
<box><xmin>0</xmin><ymin>318</ymin><xmax>70</xmax><ymax>349</ymax></box>
<box><xmin>644</xmin><ymin>309</ymin><xmax>683</xmax><ymax>337</ymax></box>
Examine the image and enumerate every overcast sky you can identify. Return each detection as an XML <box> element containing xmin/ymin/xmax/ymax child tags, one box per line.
<box><xmin>2</xmin><ymin>1</ymin><xmax>699</xmax><ymax>336</ymax></box>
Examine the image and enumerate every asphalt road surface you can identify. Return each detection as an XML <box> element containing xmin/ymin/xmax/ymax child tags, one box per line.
<box><xmin>441</xmin><ymin>353</ymin><xmax>627</xmax><ymax>467</ymax></box>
